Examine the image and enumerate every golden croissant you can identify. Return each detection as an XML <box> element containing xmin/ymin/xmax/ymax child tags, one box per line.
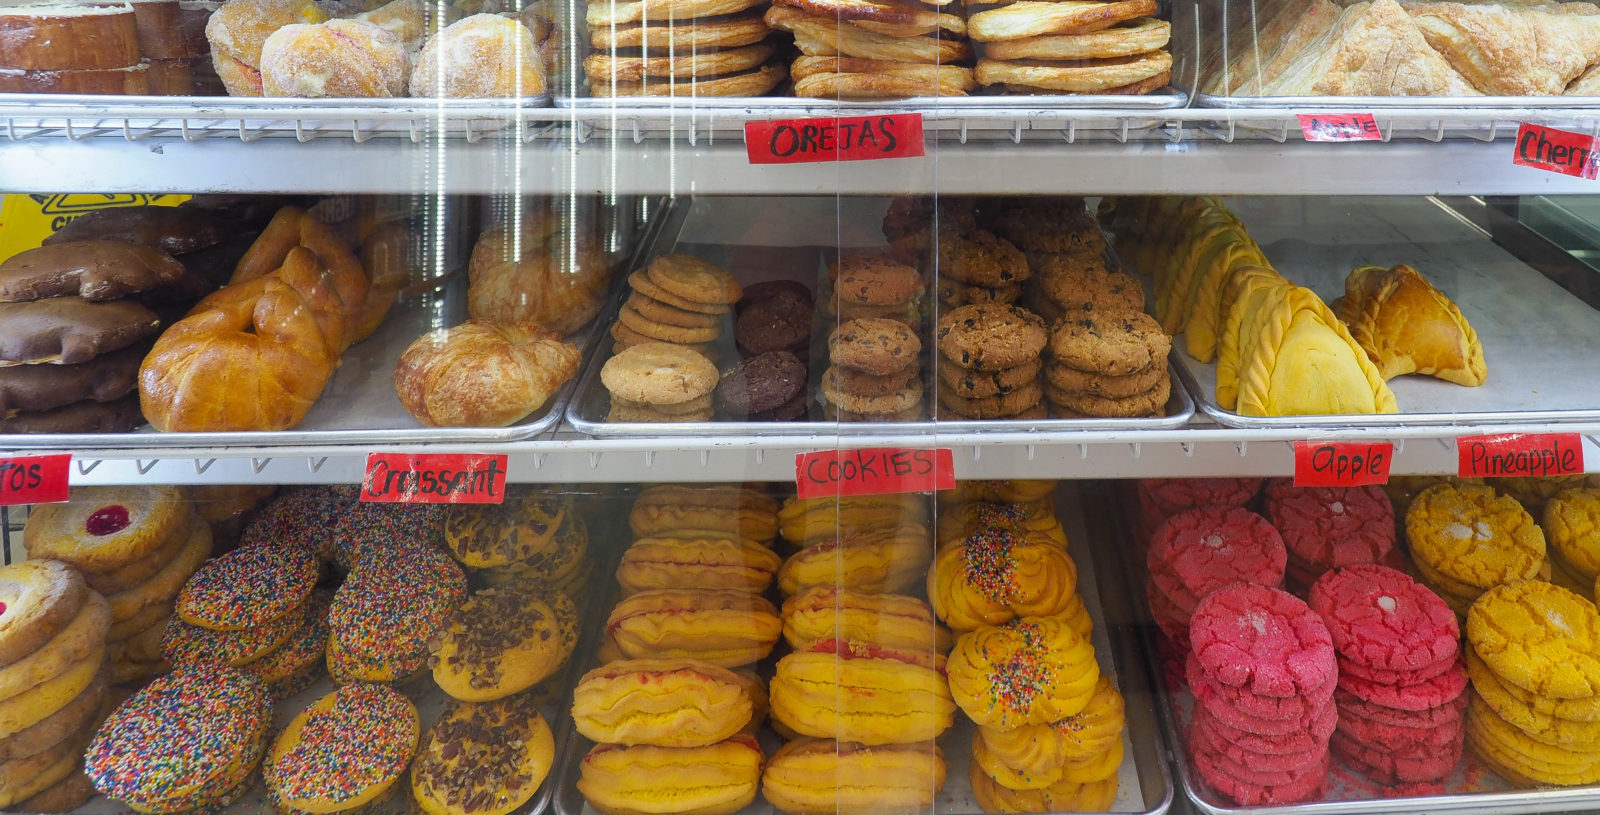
<box><xmin>393</xmin><ymin>320</ymin><xmax>581</xmax><ymax>427</ymax></box>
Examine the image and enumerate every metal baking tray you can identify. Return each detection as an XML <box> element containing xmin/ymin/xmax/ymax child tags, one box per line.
<box><xmin>1161</xmin><ymin>195</ymin><xmax>1600</xmax><ymax>429</ymax></box>
<box><xmin>1098</xmin><ymin>483</ymin><xmax>1600</xmax><ymax>815</ymax></box>
<box><xmin>550</xmin><ymin>481</ymin><xmax>1174</xmax><ymax>815</ymax></box>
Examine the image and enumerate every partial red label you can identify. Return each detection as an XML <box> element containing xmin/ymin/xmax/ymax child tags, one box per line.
<box><xmin>360</xmin><ymin>453</ymin><xmax>508</xmax><ymax>504</ymax></box>
<box><xmin>1458</xmin><ymin>433</ymin><xmax>1584</xmax><ymax>478</ymax></box>
<box><xmin>796</xmin><ymin>448</ymin><xmax>954</xmax><ymax>499</ymax></box>
<box><xmin>745</xmin><ymin>114</ymin><xmax>924</xmax><ymax>164</ymax></box>
<box><xmin>1513</xmin><ymin>123</ymin><xmax>1600</xmax><ymax>179</ymax></box>
<box><xmin>0</xmin><ymin>454</ymin><xmax>70</xmax><ymax>506</ymax></box>
<box><xmin>1297</xmin><ymin>113</ymin><xmax>1380</xmax><ymax>142</ymax></box>
<box><xmin>1293</xmin><ymin>441</ymin><xmax>1392</xmax><ymax>487</ymax></box>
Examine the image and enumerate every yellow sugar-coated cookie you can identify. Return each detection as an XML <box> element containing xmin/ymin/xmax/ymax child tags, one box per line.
<box><xmin>975</xmin><ymin>676</ymin><xmax>1125</xmax><ymax>783</ymax></box>
<box><xmin>948</xmin><ymin>617</ymin><xmax>1099</xmax><ymax>730</ymax></box>
<box><xmin>930</xmin><ymin>530</ymin><xmax>1079</xmax><ymax>631</ymax></box>
<box><xmin>0</xmin><ymin>582</ymin><xmax>104</xmax><ymax>706</ymax></box>
<box><xmin>443</xmin><ymin>490</ymin><xmax>571</xmax><ymax>568</ymax></box>
<box><xmin>1468</xmin><ymin>581</ymin><xmax>1600</xmax><ymax>700</ymax></box>
<box><xmin>267</xmin><ymin>684</ymin><xmax>420</xmax><ymax>813</ymax></box>
<box><xmin>1467</xmin><ymin>645</ymin><xmax>1600</xmax><ymax>747</ymax></box>
<box><xmin>606</xmin><ymin>589</ymin><xmax>781</xmax><ymax>668</ymax></box>
<box><xmin>106</xmin><ymin>520</ymin><xmax>211</xmax><ymax>623</ymax></box>
<box><xmin>781</xmin><ymin>588</ymin><xmax>950</xmax><ymax>653</ymax></box>
<box><xmin>23</xmin><ymin>486</ymin><xmax>193</xmax><ymax>575</ymax></box>
<box><xmin>617</xmin><ymin>537</ymin><xmax>783</xmax><ymax>597</ymax></box>
<box><xmin>1383</xmin><ymin>476</ymin><xmax>1483</xmax><ymax>516</ymax></box>
<box><xmin>632</xmin><ymin>485</ymin><xmax>779</xmax><ymax>544</ymax></box>
<box><xmin>1545</xmin><ymin>488</ymin><xmax>1600</xmax><ymax>583</ymax></box>
<box><xmin>939</xmin><ymin>480</ymin><xmax>1058</xmax><ymax>505</ymax></box>
<box><xmin>761</xmin><ymin>738</ymin><xmax>946</xmax><ymax>815</ymax></box>
<box><xmin>936</xmin><ymin>500</ymin><xmax>1067</xmax><ymax>549</ymax></box>
<box><xmin>0</xmin><ymin>561</ymin><xmax>88</xmax><ymax>667</ymax></box>
<box><xmin>1494</xmin><ymin>476</ymin><xmax>1588</xmax><ymax>514</ymax></box>
<box><xmin>0</xmin><ymin>647</ymin><xmax>102</xmax><ymax>738</ymax></box>
<box><xmin>1407</xmin><ymin>483</ymin><xmax>1544</xmax><ymax>598</ymax></box>
<box><xmin>578</xmin><ymin>737</ymin><xmax>763</xmax><ymax>815</ymax></box>
<box><xmin>572</xmin><ymin>658</ymin><xmax>754</xmax><ymax>748</ymax></box>
<box><xmin>1467</xmin><ymin>690</ymin><xmax>1600</xmax><ymax>786</ymax></box>
<box><xmin>412</xmin><ymin>694</ymin><xmax>555</xmax><ymax>815</ymax></box>
<box><xmin>432</xmin><ymin>584</ymin><xmax>578</xmax><ymax>702</ymax></box>
<box><xmin>771</xmin><ymin>639</ymin><xmax>955</xmax><ymax>745</ymax></box>
<box><xmin>968</xmin><ymin>758</ymin><xmax>1119</xmax><ymax>814</ymax></box>
<box><xmin>778</xmin><ymin>494</ymin><xmax>928</xmax><ymax>546</ymax></box>
<box><xmin>778</xmin><ymin>527</ymin><xmax>933</xmax><ymax>596</ymax></box>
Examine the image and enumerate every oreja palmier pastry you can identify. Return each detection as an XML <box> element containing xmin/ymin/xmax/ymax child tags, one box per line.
<box><xmin>974</xmin><ymin>51</ymin><xmax>1171</xmax><ymax>93</ymax></box>
<box><xmin>572</xmin><ymin>658</ymin><xmax>755</xmax><ymax>747</ymax></box>
<box><xmin>762</xmin><ymin>739</ymin><xmax>947</xmax><ymax>815</ymax></box>
<box><xmin>770</xmin><ymin>638</ymin><xmax>955</xmax><ymax>745</ymax></box>
<box><xmin>411</xmin><ymin>694</ymin><xmax>555</xmax><ymax>815</ymax></box>
<box><xmin>617</xmin><ymin>537</ymin><xmax>783</xmax><ymax>596</ymax></box>
<box><xmin>778</xmin><ymin>527</ymin><xmax>933</xmax><ymax>596</ymax></box>
<box><xmin>606</xmin><ymin>589</ymin><xmax>781</xmax><ymax>668</ymax></box>
<box><xmin>266</xmin><ymin>684</ymin><xmax>419</xmax><ymax>813</ymax></box>
<box><xmin>592</xmin><ymin>11</ymin><xmax>771</xmax><ymax>51</ymax></box>
<box><xmin>578</xmin><ymin>736</ymin><xmax>763</xmax><ymax>815</ymax></box>
<box><xmin>412</xmin><ymin>14</ymin><xmax>547</xmax><ymax>97</ymax></box>
<box><xmin>443</xmin><ymin>489</ymin><xmax>570</xmax><ymax>568</ymax></box>
<box><xmin>948</xmin><ymin>617</ymin><xmax>1100</xmax><ymax>730</ymax></box>
<box><xmin>929</xmin><ymin>529</ymin><xmax>1079</xmax><ymax>631</ymax></box>
<box><xmin>598</xmin><ymin>63</ymin><xmax>789</xmax><ymax>97</ymax></box>
<box><xmin>975</xmin><ymin>676</ymin><xmax>1126</xmax><ymax>784</ymax></box>
<box><xmin>431</xmin><ymin>584</ymin><xmax>578</xmax><ymax>702</ymax></box>
<box><xmin>584</xmin><ymin>41</ymin><xmax>776</xmax><ymax>83</ymax></box>
<box><xmin>260</xmin><ymin>18</ymin><xmax>408</xmax><ymax>97</ymax></box>
<box><xmin>778</xmin><ymin>493</ymin><xmax>926</xmax><ymax>545</ymax></box>
<box><xmin>984</xmin><ymin>17</ymin><xmax>1169</xmax><ymax>61</ymax></box>
<box><xmin>968</xmin><ymin>0</ymin><xmax>1155</xmax><ymax>42</ymax></box>
<box><xmin>782</xmin><ymin>587</ymin><xmax>950</xmax><ymax>653</ymax></box>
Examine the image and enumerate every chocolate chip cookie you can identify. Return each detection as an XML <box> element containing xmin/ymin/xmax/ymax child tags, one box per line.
<box><xmin>937</xmin><ymin>358</ymin><xmax>1041</xmax><ymax>399</ymax></box>
<box><xmin>1033</xmin><ymin>253</ymin><xmax>1145</xmax><ymax>313</ymax></box>
<box><xmin>1047</xmin><ymin>308</ymin><xmax>1171</xmax><ymax>376</ymax></box>
<box><xmin>937</xmin><ymin>227</ymin><xmax>1030</xmax><ymax>287</ymax></box>
<box><xmin>829</xmin><ymin>318</ymin><xmax>921</xmax><ymax>376</ymax></box>
<box><xmin>1048</xmin><ymin>377</ymin><xmax>1170</xmax><ymax>418</ymax></box>
<box><xmin>936</xmin><ymin>303</ymin><xmax>1047</xmax><ymax>371</ymax></box>
<box><xmin>938</xmin><ymin>279</ymin><xmax>1022</xmax><ymax>309</ymax></box>
<box><xmin>827</xmin><ymin>364</ymin><xmax>921</xmax><ymax>398</ymax></box>
<box><xmin>1045</xmin><ymin>360</ymin><xmax>1164</xmax><ymax>399</ymax></box>
<box><xmin>937</xmin><ymin>380</ymin><xmax>1043</xmax><ymax>419</ymax></box>
<box><xmin>990</xmin><ymin>203</ymin><xmax>1107</xmax><ymax>255</ymax></box>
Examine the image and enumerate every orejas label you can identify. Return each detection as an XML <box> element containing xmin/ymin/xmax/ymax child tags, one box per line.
<box><xmin>745</xmin><ymin>114</ymin><xmax>925</xmax><ymax>164</ymax></box>
<box><xmin>361</xmin><ymin>453</ymin><xmax>508</xmax><ymax>504</ymax></box>
<box><xmin>0</xmin><ymin>454</ymin><xmax>69</xmax><ymax>506</ymax></box>
<box><xmin>1457</xmin><ymin>433</ymin><xmax>1583</xmax><ymax>478</ymax></box>
<box><xmin>795</xmin><ymin>448</ymin><xmax>954</xmax><ymax>499</ymax></box>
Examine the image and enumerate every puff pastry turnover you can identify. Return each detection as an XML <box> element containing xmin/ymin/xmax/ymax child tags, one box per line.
<box><xmin>1333</xmin><ymin>263</ymin><xmax>1486</xmax><ymax>386</ymax></box>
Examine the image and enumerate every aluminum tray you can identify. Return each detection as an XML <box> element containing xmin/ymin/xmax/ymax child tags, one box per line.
<box><xmin>1163</xmin><ymin>196</ymin><xmax>1600</xmax><ymax>429</ymax></box>
<box><xmin>551</xmin><ymin>481</ymin><xmax>1174</xmax><ymax>815</ymax></box>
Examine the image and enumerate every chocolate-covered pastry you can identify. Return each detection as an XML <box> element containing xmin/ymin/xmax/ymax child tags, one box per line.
<box><xmin>44</xmin><ymin>206</ymin><xmax>228</xmax><ymax>255</ymax></box>
<box><xmin>0</xmin><ymin>342</ymin><xmax>147</xmax><ymax>413</ymax></box>
<box><xmin>0</xmin><ymin>241</ymin><xmax>187</xmax><ymax>302</ymax></box>
<box><xmin>0</xmin><ymin>298</ymin><xmax>161</xmax><ymax>365</ymax></box>
<box><xmin>1</xmin><ymin>392</ymin><xmax>143</xmax><ymax>434</ymax></box>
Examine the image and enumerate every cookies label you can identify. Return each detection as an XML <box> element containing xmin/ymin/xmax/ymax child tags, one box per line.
<box><xmin>0</xmin><ymin>454</ymin><xmax>69</xmax><ymax>506</ymax></box>
<box><xmin>1458</xmin><ymin>433</ymin><xmax>1584</xmax><ymax>478</ymax></box>
<box><xmin>1296</xmin><ymin>113</ymin><xmax>1380</xmax><ymax>142</ymax></box>
<box><xmin>1513</xmin><ymin>124</ymin><xmax>1600</xmax><ymax>179</ymax></box>
<box><xmin>745</xmin><ymin>115</ymin><xmax>925</xmax><ymax>164</ymax></box>
<box><xmin>1294</xmin><ymin>441</ymin><xmax>1391</xmax><ymax>487</ymax></box>
<box><xmin>360</xmin><ymin>453</ymin><xmax>508</xmax><ymax>504</ymax></box>
<box><xmin>795</xmin><ymin>448</ymin><xmax>954</xmax><ymax>499</ymax></box>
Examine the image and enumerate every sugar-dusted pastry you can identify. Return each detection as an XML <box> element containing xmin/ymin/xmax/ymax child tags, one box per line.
<box><xmin>929</xmin><ymin>528</ymin><xmax>1078</xmax><ymax>632</ymax></box>
<box><xmin>1232</xmin><ymin>284</ymin><xmax>1398</xmax><ymax>417</ymax></box>
<box><xmin>781</xmin><ymin>587</ymin><xmax>950</xmax><ymax>652</ymax></box>
<box><xmin>762</xmin><ymin>738</ymin><xmax>946</xmax><ymax>815</ymax></box>
<box><xmin>430</xmin><ymin>584</ymin><xmax>578</xmax><ymax>701</ymax></box>
<box><xmin>777</xmin><ymin>526</ymin><xmax>933</xmax><ymax>596</ymax></box>
<box><xmin>578</xmin><ymin>736</ymin><xmax>764</xmax><ymax>815</ymax></box>
<box><xmin>259</xmin><ymin>18</ymin><xmax>408</xmax><ymax>97</ymax></box>
<box><xmin>1333</xmin><ymin>264</ymin><xmax>1485</xmax><ymax>387</ymax></box>
<box><xmin>411</xmin><ymin>694</ymin><xmax>555</xmax><ymax>815</ymax></box>
<box><xmin>605</xmin><ymin>589</ymin><xmax>781</xmax><ymax>668</ymax></box>
<box><xmin>617</xmin><ymin>537</ymin><xmax>783</xmax><ymax>597</ymax></box>
<box><xmin>411</xmin><ymin>13</ymin><xmax>546</xmax><ymax>97</ymax></box>
<box><xmin>206</xmin><ymin>0</ymin><xmax>330</xmax><ymax>96</ymax></box>
<box><xmin>572</xmin><ymin>658</ymin><xmax>755</xmax><ymax>747</ymax></box>
<box><xmin>947</xmin><ymin>616</ymin><xmax>1100</xmax><ymax>730</ymax></box>
<box><xmin>770</xmin><ymin>638</ymin><xmax>955</xmax><ymax>745</ymax></box>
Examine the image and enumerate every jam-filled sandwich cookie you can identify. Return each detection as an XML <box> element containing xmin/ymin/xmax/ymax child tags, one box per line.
<box><xmin>1264</xmin><ymin>480</ymin><xmax>1395</xmax><ymax>586</ymax></box>
<box><xmin>1406</xmin><ymin>483</ymin><xmax>1545</xmax><ymax>609</ymax></box>
<box><xmin>630</xmin><ymin>484</ymin><xmax>780</xmax><ymax>546</ymax></box>
<box><xmin>443</xmin><ymin>488</ymin><xmax>571</xmax><ymax>568</ymax></box>
<box><xmin>974</xmin><ymin>676</ymin><xmax>1126</xmax><ymax>790</ymax></box>
<box><xmin>763</xmin><ymin>739</ymin><xmax>946</xmax><ymax>815</ymax></box>
<box><xmin>771</xmin><ymin>638</ymin><xmax>955</xmax><ymax>745</ymax></box>
<box><xmin>930</xmin><ymin>529</ymin><xmax>1079</xmax><ymax>632</ymax></box>
<box><xmin>85</xmin><ymin>665</ymin><xmax>272</xmax><ymax>813</ymax></box>
<box><xmin>412</xmin><ymin>693</ymin><xmax>556</xmax><ymax>815</ymax></box>
<box><xmin>22</xmin><ymin>486</ymin><xmax>195</xmax><ymax>587</ymax></box>
<box><xmin>617</xmin><ymin>536</ymin><xmax>783</xmax><ymax>597</ymax></box>
<box><xmin>777</xmin><ymin>493</ymin><xmax>928</xmax><ymax>547</ymax></box>
<box><xmin>781</xmin><ymin>588</ymin><xmax>951</xmax><ymax>653</ymax></box>
<box><xmin>431</xmin><ymin>584</ymin><xmax>578</xmax><ymax>702</ymax></box>
<box><xmin>573</xmin><ymin>658</ymin><xmax>757</xmax><ymax>747</ymax></box>
<box><xmin>605</xmin><ymin>589</ymin><xmax>781</xmax><ymax>668</ymax></box>
<box><xmin>176</xmin><ymin>539</ymin><xmax>319</xmax><ymax>631</ymax></box>
<box><xmin>778</xmin><ymin>526</ymin><xmax>933</xmax><ymax>597</ymax></box>
<box><xmin>948</xmin><ymin>617</ymin><xmax>1099</xmax><ymax>731</ymax></box>
<box><xmin>578</xmin><ymin>735</ymin><xmax>763</xmax><ymax>815</ymax></box>
<box><xmin>265</xmin><ymin>684</ymin><xmax>420</xmax><ymax>813</ymax></box>
<box><xmin>0</xmin><ymin>561</ymin><xmax>91</xmax><ymax>668</ymax></box>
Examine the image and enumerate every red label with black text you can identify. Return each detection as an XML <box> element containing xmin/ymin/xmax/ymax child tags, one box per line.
<box><xmin>1458</xmin><ymin>433</ymin><xmax>1584</xmax><ymax>478</ymax></box>
<box><xmin>745</xmin><ymin>114</ymin><xmax>924</xmax><ymax>164</ymax></box>
<box><xmin>1297</xmin><ymin>113</ymin><xmax>1380</xmax><ymax>142</ymax></box>
<box><xmin>796</xmin><ymin>448</ymin><xmax>954</xmax><ymax>499</ymax></box>
<box><xmin>0</xmin><ymin>454</ymin><xmax>69</xmax><ymax>506</ymax></box>
<box><xmin>1293</xmin><ymin>441</ymin><xmax>1392</xmax><ymax>487</ymax></box>
<box><xmin>1513</xmin><ymin>123</ymin><xmax>1600</xmax><ymax>179</ymax></box>
<box><xmin>361</xmin><ymin>453</ymin><xmax>508</xmax><ymax>504</ymax></box>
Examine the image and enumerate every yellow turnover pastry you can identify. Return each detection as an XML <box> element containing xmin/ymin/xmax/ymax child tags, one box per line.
<box><xmin>605</xmin><ymin>589</ymin><xmax>782</xmax><ymax>667</ymax></box>
<box><xmin>577</xmin><ymin>736</ymin><xmax>764</xmax><ymax>815</ymax></box>
<box><xmin>411</xmin><ymin>694</ymin><xmax>556</xmax><ymax>815</ymax></box>
<box><xmin>572</xmin><ymin>658</ymin><xmax>756</xmax><ymax>747</ymax></box>
<box><xmin>770</xmin><ymin>639</ymin><xmax>955</xmax><ymax>744</ymax></box>
<box><xmin>1231</xmin><ymin>284</ymin><xmax>1398</xmax><ymax>417</ymax></box>
<box><xmin>1333</xmin><ymin>264</ymin><xmax>1486</xmax><ymax>386</ymax></box>
<box><xmin>762</xmin><ymin>738</ymin><xmax>947</xmax><ymax>815</ymax></box>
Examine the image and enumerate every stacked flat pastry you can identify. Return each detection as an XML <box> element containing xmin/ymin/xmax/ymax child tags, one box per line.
<box><xmin>824</xmin><ymin>317</ymin><xmax>926</xmax><ymax>420</ymax></box>
<box><xmin>0</xmin><ymin>0</ymin><xmax>217</xmax><ymax>94</ymax></box>
<box><xmin>765</xmin><ymin>0</ymin><xmax>975</xmax><ymax>97</ymax></box>
<box><xmin>615</xmin><ymin>254</ymin><xmax>740</xmax><ymax>361</ymax></box>
<box><xmin>935</xmin><ymin>303</ymin><xmax>1050</xmax><ymax>420</ymax></box>
<box><xmin>969</xmin><ymin>0</ymin><xmax>1172</xmax><ymax>93</ymax></box>
<box><xmin>584</xmin><ymin>0</ymin><xmax>785</xmax><ymax>96</ymax></box>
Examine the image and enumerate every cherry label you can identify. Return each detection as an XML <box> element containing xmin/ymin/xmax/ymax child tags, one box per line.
<box><xmin>795</xmin><ymin>448</ymin><xmax>955</xmax><ymax>499</ymax></box>
<box><xmin>1458</xmin><ymin>433</ymin><xmax>1584</xmax><ymax>478</ymax></box>
<box><xmin>0</xmin><ymin>454</ymin><xmax>70</xmax><ymax>507</ymax></box>
<box><xmin>361</xmin><ymin>453</ymin><xmax>508</xmax><ymax>504</ymax></box>
<box><xmin>745</xmin><ymin>114</ymin><xmax>925</xmax><ymax>164</ymax></box>
<box><xmin>1297</xmin><ymin>113</ymin><xmax>1380</xmax><ymax>142</ymax></box>
<box><xmin>1513</xmin><ymin>123</ymin><xmax>1600</xmax><ymax>180</ymax></box>
<box><xmin>1294</xmin><ymin>441</ymin><xmax>1392</xmax><ymax>487</ymax></box>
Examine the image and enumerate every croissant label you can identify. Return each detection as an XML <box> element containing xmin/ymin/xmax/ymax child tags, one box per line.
<box><xmin>1293</xmin><ymin>441</ymin><xmax>1391</xmax><ymax>487</ymax></box>
<box><xmin>1296</xmin><ymin>113</ymin><xmax>1380</xmax><ymax>143</ymax></box>
<box><xmin>360</xmin><ymin>452</ymin><xmax>508</xmax><ymax>504</ymax></box>
<box><xmin>745</xmin><ymin>114</ymin><xmax>924</xmax><ymax>165</ymax></box>
<box><xmin>1458</xmin><ymin>433</ymin><xmax>1583</xmax><ymax>479</ymax></box>
<box><xmin>0</xmin><ymin>453</ymin><xmax>69</xmax><ymax>507</ymax></box>
<box><xmin>795</xmin><ymin>448</ymin><xmax>953</xmax><ymax>499</ymax></box>
<box><xmin>1513</xmin><ymin>124</ymin><xmax>1600</xmax><ymax>181</ymax></box>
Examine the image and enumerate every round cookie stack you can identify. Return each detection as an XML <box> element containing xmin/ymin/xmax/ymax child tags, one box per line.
<box><xmin>1144</xmin><ymin>506</ymin><xmax>1286</xmax><ymax>652</ymax></box>
<box><xmin>969</xmin><ymin>0</ymin><xmax>1172</xmax><ymax>95</ymax></box>
<box><xmin>614</xmin><ymin>254</ymin><xmax>741</xmax><ymax>361</ymax></box>
<box><xmin>735</xmin><ymin>280</ymin><xmax>814</xmax><ymax>361</ymax></box>
<box><xmin>1186</xmin><ymin>583</ymin><xmax>1336</xmax><ymax>806</ymax></box>
<box><xmin>166</xmin><ymin>540</ymin><xmax>321</xmax><ymax>683</ymax></box>
<box><xmin>824</xmin><ymin>317</ymin><xmax>925</xmax><ymax>422</ymax></box>
<box><xmin>1045</xmin><ymin>307</ymin><xmax>1173</xmax><ymax>420</ymax></box>
<box><xmin>583</xmin><ymin>0</ymin><xmax>785</xmax><ymax>98</ymax></box>
<box><xmin>824</xmin><ymin>253</ymin><xmax>925</xmax><ymax>328</ymax></box>
<box><xmin>931</xmin><ymin>220</ymin><xmax>1031</xmax><ymax>309</ymax></box>
<box><xmin>1542</xmin><ymin>487</ymin><xmax>1600</xmax><ymax>590</ymax></box>
<box><xmin>1491</xmin><ymin>475</ymin><xmax>1589</xmax><ymax>516</ymax></box>
<box><xmin>1464</xmin><ymin>580</ymin><xmax>1600</xmax><ymax>786</ymax></box>
<box><xmin>980</xmin><ymin>197</ymin><xmax>1127</xmax><ymax>324</ymax></box>
<box><xmin>1405</xmin><ymin>483</ymin><xmax>1546</xmax><ymax>621</ymax></box>
<box><xmin>180</xmin><ymin>484</ymin><xmax>278</xmax><ymax>554</ymax></box>
<box><xmin>22</xmin><ymin>485</ymin><xmax>206</xmax><ymax>685</ymax></box>
<box><xmin>1310</xmin><ymin>565</ymin><xmax>1466</xmax><ymax>786</ymax></box>
<box><xmin>764</xmin><ymin>0</ymin><xmax>976</xmax><ymax>99</ymax></box>
<box><xmin>602</xmin><ymin>342</ymin><xmax>720</xmax><ymax>423</ymax></box>
<box><xmin>413</xmin><ymin>692</ymin><xmax>558</xmax><ymax>815</ymax></box>
<box><xmin>936</xmin><ymin>303</ymin><xmax>1049</xmax><ymax>422</ymax></box>
<box><xmin>0</xmin><ymin>561</ymin><xmax>110</xmax><ymax>811</ymax></box>
<box><xmin>1263</xmin><ymin>480</ymin><xmax>1396</xmax><ymax>593</ymax></box>
<box><xmin>263</xmin><ymin>683</ymin><xmax>420</xmax><ymax>814</ymax></box>
<box><xmin>1134</xmin><ymin>477</ymin><xmax>1262</xmax><ymax>540</ymax></box>
<box><xmin>441</xmin><ymin>486</ymin><xmax>591</xmax><ymax>595</ymax></box>
<box><xmin>718</xmin><ymin>350</ymin><xmax>809</xmax><ymax>422</ymax></box>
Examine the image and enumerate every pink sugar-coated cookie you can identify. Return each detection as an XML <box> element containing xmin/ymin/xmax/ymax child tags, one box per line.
<box><xmin>1341</xmin><ymin>658</ymin><xmax>1469</xmax><ymax>712</ymax></box>
<box><xmin>1308</xmin><ymin>564</ymin><xmax>1458</xmax><ymax>674</ymax></box>
<box><xmin>1194</xmin><ymin>746</ymin><xmax>1328</xmax><ymax>806</ymax></box>
<box><xmin>1193</xmin><ymin>676</ymin><xmax>1338</xmax><ymax>738</ymax></box>
<box><xmin>1148</xmin><ymin>582</ymin><xmax>1192</xmax><ymax>646</ymax></box>
<box><xmin>1265</xmin><ymin>481</ymin><xmax>1395</xmax><ymax>576</ymax></box>
<box><xmin>1335</xmin><ymin>686</ymin><xmax>1468</xmax><ymax>730</ymax></box>
<box><xmin>1189</xmin><ymin>582</ymin><xmax>1335</xmax><ymax>699</ymax></box>
<box><xmin>1337</xmin><ymin>703</ymin><xmax>1464</xmax><ymax>750</ymax></box>
<box><xmin>1191</xmin><ymin>717</ymin><xmax>1328</xmax><ymax>776</ymax></box>
<box><xmin>1198</xmin><ymin>701</ymin><xmax>1337</xmax><ymax>754</ymax></box>
<box><xmin>1148</xmin><ymin>507</ymin><xmax>1287</xmax><ymax>615</ymax></box>
<box><xmin>1187</xmin><ymin>651</ymin><xmax>1333</xmax><ymax>722</ymax></box>
<box><xmin>1338</xmin><ymin>652</ymin><xmax>1458</xmax><ymax>686</ymax></box>
<box><xmin>1331</xmin><ymin>729</ymin><xmax>1463</xmax><ymax>785</ymax></box>
<box><xmin>1138</xmin><ymin>478</ymin><xmax>1264</xmax><ymax>522</ymax></box>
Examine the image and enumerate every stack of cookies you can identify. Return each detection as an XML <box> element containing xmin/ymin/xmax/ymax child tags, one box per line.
<box><xmin>1133</xmin><ymin>477</ymin><xmax>1262</xmax><ymax>548</ymax></box>
<box><xmin>1144</xmin><ymin>505</ymin><xmax>1286</xmax><ymax>652</ymax></box>
<box><xmin>1543</xmin><ymin>486</ymin><xmax>1600</xmax><ymax>592</ymax></box>
<box><xmin>1404</xmin><ymin>482</ymin><xmax>1545</xmax><ymax>621</ymax></box>
<box><xmin>1185</xmin><ymin>583</ymin><xmax>1336</xmax><ymax>806</ymax></box>
<box><xmin>934</xmin><ymin>220</ymin><xmax>1033</xmax><ymax>309</ymax></box>
<box><xmin>22</xmin><ymin>486</ymin><xmax>207</xmax><ymax>686</ymax></box>
<box><xmin>725</xmin><ymin>281</ymin><xmax>814</xmax><ymax>422</ymax></box>
<box><xmin>823</xmin><ymin>317</ymin><xmax>925</xmax><ymax>422</ymax></box>
<box><xmin>968</xmin><ymin>0</ymin><xmax>1172</xmax><ymax>95</ymax></box>
<box><xmin>1308</xmin><ymin>565</ymin><xmax>1467</xmax><ymax>786</ymax></box>
<box><xmin>616</xmin><ymin>254</ymin><xmax>741</xmax><ymax>363</ymax></box>
<box><xmin>935</xmin><ymin>303</ymin><xmax>1048</xmax><ymax>421</ymax></box>
<box><xmin>1262</xmin><ymin>480</ymin><xmax>1396</xmax><ymax>593</ymax></box>
<box><xmin>602</xmin><ymin>342</ymin><xmax>720</xmax><ymax>423</ymax></box>
<box><xmin>617</xmin><ymin>486</ymin><xmax>783</xmax><ymax>598</ymax></box>
<box><xmin>0</xmin><ymin>560</ymin><xmax>110</xmax><ymax>812</ymax></box>
<box><xmin>824</xmin><ymin>253</ymin><xmax>925</xmax><ymax>328</ymax></box>
<box><xmin>1463</xmin><ymin>581</ymin><xmax>1600</xmax><ymax>787</ymax></box>
<box><xmin>765</xmin><ymin>0</ymin><xmax>976</xmax><ymax>98</ymax></box>
<box><xmin>583</xmin><ymin>0</ymin><xmax>786</xmax><ymax>97</ymax></box>
<box><xmin>1045</xmin><ymin>308</ymin><xmax>1172</xmax><ymax>419</ymax></box>
<box><xmin>441</xmin><ymin>487</ymin><xmax>591</xmax><ymax>596</ymax></box>
<box><xmin>983</xmin><ymin>198</ymin><xmax>1144</xmax><ymax>326</ymax></box>
<box><xmin>735</xmin><ymin>280</ymin><xmax>814</xmax><ymax>361</ymax></box>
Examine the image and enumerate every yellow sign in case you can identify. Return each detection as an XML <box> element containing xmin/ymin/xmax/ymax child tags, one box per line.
<box><xmin>0</xmin><ymin>194</ymin><xmax>190</xmax><ymax>258</ymax></box>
